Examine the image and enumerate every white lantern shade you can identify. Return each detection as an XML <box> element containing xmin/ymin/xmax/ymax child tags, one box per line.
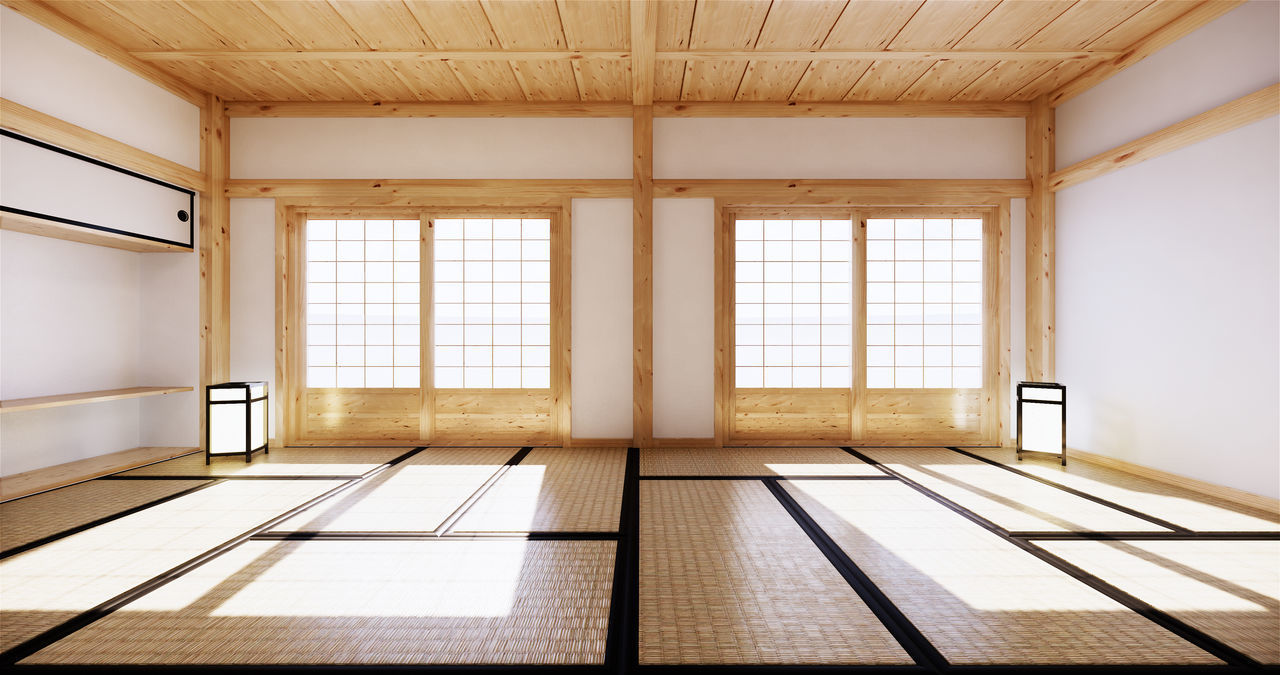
<box><xmin>1017</xmin><ymin>382</ymin><xmax>1065</xmax><ymax>464</ymax></box>
<box><xmin>206</xmin><ymin>382</ymin><xmax>269</xmax><ymax>461</ymax></box>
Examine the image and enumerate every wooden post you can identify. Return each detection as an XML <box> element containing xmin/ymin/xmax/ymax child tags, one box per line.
<box><xmin>199</xmin><ymin>94</ymin><xmax>231</xmax><ymax>450</ymax></box>
<box><xmin>1026</xmin><ymin>95</ymin><xmax>1054</xmax><ymax>382</ymax></box>
<box><xmin>632</xmin><ymin>105</ymin><xmax>654</xmax><ymax>446</ymax></box>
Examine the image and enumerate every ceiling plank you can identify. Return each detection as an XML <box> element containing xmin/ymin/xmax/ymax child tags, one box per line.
<box><xmin>130</xmin><ymin>49</ymin><xmax>1121</xmax><ymax>62</ymax></box>
<box><xmin>631</xmin><ymin>0</ymin><xmax>658</xmax><ymax>104</ymax></box>
<box><xmin>1049</xmin><ymin>0</ymin><xmax>1246</xmax><ymax>106</ymax></box>
<box><xmin>654</xmin><ymin>100</ymin><xmax>1029</xmax><ymax>117</ymax></box>
<box><xmin>3</xmin><ymin>0</ymin><xmax>207</xmax><ymax>106</ymax></box>
<box><xmin>223</xmin><ymin>101</ymin><xmax>634</xmax><ymax>117</ymax></box>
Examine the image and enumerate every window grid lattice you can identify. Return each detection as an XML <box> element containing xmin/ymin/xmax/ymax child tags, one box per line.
<box><xmin>305</xmin><ymin>219</ymin><xmax>421</xmax><ymax>388</ymax></box>
<box><xmin>734</xmin><ymin>218</ymin><xmax>853</xmax><ymax>388</ymax></box>
<box><xmin>433</xmin><ymin>218</ymin><xmax>551</xmax><ymax>389</ymax></box>
<box><xmin>866</xmin><ymin>217</ymin><xmax>982</xmax><ymax>389</ymax></box>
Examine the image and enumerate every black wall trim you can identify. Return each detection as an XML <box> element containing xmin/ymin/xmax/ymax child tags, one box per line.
<box><xmin>947</xmin><ymin>448</ymin><xmax>1191</xmax><ymax>533</ymax></box>
<box><xmin>639</xmin><ymin>475</ymin><xmax>897</xmax><ymax>481</ymax></box>
<box><xmin>250</xmin><ymin>531</ymin><xmax>620</xmax><ymax>542</ymax></box>
<box><xmin>0</xmin><ymin>480</ymin><xmax>223</xmax><ymax>561</ymax></box>
<box><xmin>842</xmin><ymin>448</ymin><xmax>1261</xmax><ymax>670</ymax></box>
<box><xmin>1013</xmin><ymin>531</ymin><xmax>1280</xmax><ymax>541</ymax></box>
<box><xmin>764</xmin><ymin>479</ymin><xmax>947</xmax><ymax>672</ymax></box>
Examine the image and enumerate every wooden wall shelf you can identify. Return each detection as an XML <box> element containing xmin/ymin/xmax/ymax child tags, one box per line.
<box><xmin>0</xmin><ymin>213</ymin><xmax>192</xmax><ymax>253</ymax></box>
<box><xmin>0</xmin><ymin>386</ymin><xmax>193</xmax><ymax>413</ymax></box>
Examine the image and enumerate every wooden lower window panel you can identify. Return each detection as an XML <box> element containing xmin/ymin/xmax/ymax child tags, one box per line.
<box><xmin>432</xmin><ymin>389</ymin><xmax>555</xmax><ymax>444</ymax></box>
<box><xmin>863</xmin><ymin>389</ymin><xmax>984</xmax><ymax>443</ymax></box>
<box><xmin>732</xmin><ymin>388</ymin><xmax>851</xmax><ymax>441</ymax></box>
<box><xmin>301</xmin><ymin>389</ymin><xmax>420</xmax><ymax>441</ymax></box>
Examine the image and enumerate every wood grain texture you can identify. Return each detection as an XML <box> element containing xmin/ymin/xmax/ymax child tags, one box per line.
<box><xmin>225</xmin><ymin>180</ymin><xmax>631</xmax><ymax>203</ymax></box>
<box><xmin>433</xmin><ymin>389</ymin><xmax>556</xmax><ymax>444</ymax></box>
<box><xmin>864</xmin><ymin>389</ymin><xmax>985</xmax><ymax>444</ymax></box>
<box><xmin>0</xmin><ymin>387</ymin><xmax>193</xmax><ymax>413</ymax></box>
<box><xmin>0</xmin><ymin>213</ymin><xmax>189</xmax><ymax>252</ymax></box>
<box><xmin>732</xmin><ymin>389</ymin><xmax>852</xmax><ymax>442</ymax></box>
<box><xmin>554</xmin><ymin>200</ymin><xmax>572</xmax><ymax>444</ymax></box>
<box><xmin>632</xmin><ymin>105</ymin><xmax>653</xmax><ymax>445</ymax></box>
<box><xmin>656</xmin><ymin>179</ymin><xmax>1031</xmax><ymax>203</ymax></box>
<box><xmin>199</xmin><ymin>93</ymin><xmax>231</xmax><ymax>452</ymax></box>
<box><xmin>630</xmin><ymin>0</ymin><xmax>657</xmax><ymax>105</ymax></box>
<box><xmin>1050</xmin><ymin>83</ymin><xmax>1280</xmax><ymax>191</ymax></box>
<box><xmin>1049</xmin><ymin>1</ymin><xmax>1246</xmax><ymax>106</ymax></box>
<box><xmin>223</xmin><ymin>101</ymin><xmax>633</xmax><ymax>117</ymax></box>
<box><xmin>655</xmin><ymin>100</ymin><xmax>1030</xmax><ymax>117</ymax></box>
<box><xmin>1067</xmin><ymin>447</ymin><xmax>1280</xmax><ymax>514</ymax></box>
<box><xmin>419</xmin><ymin>214</ymin><xmax>434</xmax><ymax>443</ymax></box>
<box><xmin>1025</xmin><ymin>96</ymin><xmax>1054</xmax><ymax>382</ymax></box>
<box><xmin>0</xmin><ymin>98</ymin><xmax>205</xmax><ymax>191</ymax></box>
<box><xmin>713</xmin><ymin>200</ymin><xmax>729</xmax><ymax>445</ymax></box>
<box><xmin>303</xmin><ymin>389</ymin><xmax>421</xmax><ymax>440</ymax></box>
<box><xmin>0</xmin><ymin>447</ymin><xmax>198</xmax><ymax>501</ymax></box>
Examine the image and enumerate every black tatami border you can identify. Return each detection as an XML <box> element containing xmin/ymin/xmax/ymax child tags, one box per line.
<box><xmin>841</xmin><ymin>447</ymin><xmax>1265</xmax><ymax>670</ymax></box>
<box><xmin>4</xmin><ymin>445</ymin><xmax>1276</xmax><ymax>673</ymax></box>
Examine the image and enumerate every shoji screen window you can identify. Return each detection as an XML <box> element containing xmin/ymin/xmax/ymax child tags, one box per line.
<box><xmin>433</xmin><ymin>218</ymin><xmax>551</xmax><ymax>389</ymax></box>
<box><xmin>305</xmin><ymin>218</ymin><xmax>421</xmax><ymax>388</ymax></box>
<box><xmin>735</xmin><ymin>216</ymin><xmax>852</xmax><ymax>388</ymax></box>
<box><xmin>865</xmin><ymin>215</ymin><xmax>983</xmax><ymax>388</ymax></box>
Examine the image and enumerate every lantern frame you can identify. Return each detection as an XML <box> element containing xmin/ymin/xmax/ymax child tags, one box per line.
<box><xmin>205</xmin><ymin>381</ymin><xmax>269</xmax><ymax>464</ymax></box>
<box><xmin>1016</xmin><ymin>381</ymin><xmax>1066</xmax><ymax>466</ymax></box>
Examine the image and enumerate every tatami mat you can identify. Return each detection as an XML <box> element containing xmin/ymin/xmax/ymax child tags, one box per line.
<box><xmin>453</xmin><ymin>447</ymin><xmax>625</xmax><ymax>533</ymax></box>
<box><xmin>0</xmin><ymin>480</ymin><xmax>342</xmax><ymax>653</ymax></box>
<box><xmin>783</xmin><ymin>479</ymin><xmax>1220</xmax><ymax>666</ymax></box>
<box><xmin>274</xmin><ymin>447</ymin><xmax>512</xmax><ymax>533</ymax></box>
<box><xmin>640</xmin><ymin>480</ymin><xmax>912</xmax><ymax>665</ymax></box>
<box><xmin>24</xmin><ymin>539</ymin><xmax>615</xmax><ymax>665</ymax></box>
<box><xmin>1039</xmin><ymin>539</ymin><xmax>1280</xmax><ymax>664</ymax></box>
<box><xmin>861</xmin><ymin>448</ymin><xmax>1170</xmax><ymax>533</ymax></box>
<box><xmin>967</xmin><ymin>448</ymin><xmax>1280</xmax><ymax>532</ymax></box>
<box><xmin>119</xmin><ymin>447</ymin><xmax>408</xmax><ymax>478</ymax></box>
<box><xmin>1</xmin><ymin>479</ymin><xmax>212</xmax><ymax>553</ymax></box>
<box><xmin>641</xmin><ymin>447</ymin><xmax>880</xmax><ymax>477</ymax></box>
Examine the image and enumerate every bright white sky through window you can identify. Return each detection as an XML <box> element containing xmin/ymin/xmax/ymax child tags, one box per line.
<box><xmin>433</xmin><ymin>218</ymin><xmax>551</xmax><ymax>389</ymax></box>
<box><xmin>735</xmin><ymin>218</ymin><xmax>852</xmax><ymax>388</ymax></box>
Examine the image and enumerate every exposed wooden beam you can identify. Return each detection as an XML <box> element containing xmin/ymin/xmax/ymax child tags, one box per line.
<box><xmin>632</xmin><ymin>105</ymin><xmax>654</xmax><ymax>445</ymax></box>
<box><xmin>223</xmin><ymin>100</ymin><xmax>1029</xmax><ymax>118</ymax></box>
<box><xmin>1049</xmin><ymin>1</ymin><xmax>1246</xmax><ymax>107</ymax></box>
<box><xmin>1025</xmin><ymin>96</ymin><xmax>1054</xmax><ymax>383</ymax></box>
<box><xmin>654</xmin><ymin>179</ymin><xmax>1031</xmax><ymax>202</ymax></box>
<box><xmin>655</xmin><ymin>101</ymin><xmax>1031</xmax><ymax>118</ymax></box>
<box><xmin>0</xmin><ymin>98</ymin><xmax>206</xmax><ymax>191</ymax></box>
<box><xmin>2</xmin><ymin>0</ymin><xmax>207</xmax><ymax>107</ymax></box>
<box><xmin>199</xmin><ymin>93</ymin><xmax>231</xmax><ymax>452</ymax></box>
<box><xmin>131</xmin><ymin>49</ymin><xmax>1119</xmax><ymax>63</ymax></box>
<box><xmin>1050</xmin><ymin>83</ymin><xmax>1280</xmax><ymax>191</ymax></box>
<box><xmin>224</xmin><ymin>179</ymin><xmax>632</xmax><ymax>203</ymax></box>
<box><xmin>630</xmin><ymin>0</ymin><xmax>657</xmax><ymax>106</ymax></box>
<box><xmin>223</xmin><ymin>101</ymin><xmax>633</xmax><ymax>117</ymax></box>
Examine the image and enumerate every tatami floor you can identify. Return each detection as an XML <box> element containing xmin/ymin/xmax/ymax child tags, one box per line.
<box><xmin>1</xmin><ymin>445</ymin><xmax>1277</xmax><ymax>672</ymax></box>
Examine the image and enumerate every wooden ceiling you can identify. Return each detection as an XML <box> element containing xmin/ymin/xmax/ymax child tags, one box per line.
<box><xmin>18</xmin><ymin>0</ymin><xmax>1216</xmax><ymax>104</ymax></box>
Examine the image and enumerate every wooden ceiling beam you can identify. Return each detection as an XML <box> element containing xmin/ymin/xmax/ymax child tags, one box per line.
<box><xmin>1048</xmin><ymin>0</ymin><xmax>1246</xmax><ymax>107</ymax></box>
<box><xmin>630</xmin><ymin>0</ymin><xmax>658</xmax><ymax>105</ymax></box>
<box><xmin>2</xmin><ymin>0</ymin><xmax>207</xmax><ymax>106</ymax></box>
<box><xmin>130</xmin><ymin>49</ymin><xmax>1120</xmax><ymax>63</ymax></box>
<box><xmin>222</xmin><ymin>100</ymin><xmax>1030</xmax><ymax>118</ymax></box>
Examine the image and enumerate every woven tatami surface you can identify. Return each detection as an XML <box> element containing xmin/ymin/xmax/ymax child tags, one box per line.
<box><xmin>274</xmin><ymin>447</ymin><xmax>512</xmax><ymax>533</ymax></box>
<box><xmin>119</xmin><ymin>447</ymin><xmax>407</xmax><ymax>477</ymax></box>
<box><xmin>639</xmin><ymin>480</ymin><xmax>912</xmax><ymax>665</ymax></box>
<box><xmin>1039</xmin><ymin>539</ymin><xmax>1280</xmax><ymax>664</ymax></box>
<box><xmin>24</xmin><ymin>539</ymin><xmax>616</xmax><ymax>665</ymax></box>
<box><xmin>1</xmin><ymin>479</ymin><xmax>211</xmax><ymax>552</ymax></box>
<box><xmin>968</xmin><ymin>448</ymin><xmax>1280</xmax><ymax>532</ymax></box>
<box><xmin>0</xmin><ymin>480</ymin><xmax>342</xmax><ymax>653</ymax></box>
<box><xmin>641</xmin><ymin>447</ymin><xmax>880</xmax><ymax>477</ymax></box>
<box><xmin>861</xmin><ymin>447</ymin><xmax>1171</xmax><ymax>533</ymax></box>
<box><xmin>784</xmin><ymin>479</ymin><xmax>1220</xmax><ymax>665</ymax></box>
<box><xmin>453</xmin><ymin>447</ymin><xmax>625</xmax><ymax>533</ymax></box>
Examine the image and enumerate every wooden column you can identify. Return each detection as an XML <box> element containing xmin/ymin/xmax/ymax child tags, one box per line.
<box><xmin>199</xmin><ymin>94</ymin><xmax>231</xmax><ymax>450</ymax></box>
<box><xmin>633</xmin><ymin>105</ymin><xmax>654</xmax><ymax>446</ymax></box>
<box><xmin>1026</xmin><ymin>95</ymin><xmax>1055</xmax><ymax>382</ymax></box>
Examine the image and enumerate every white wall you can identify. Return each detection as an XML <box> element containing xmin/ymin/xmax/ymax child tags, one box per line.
<box><xmin>228</xmin><ymin>199</ymin><xmax>277</xmax><ymax>439</ymax></box>
<box><xmin>231</xmin><ymin>118</ymin><xmax>632</xmax><ymax>179</ymax></box>
<box><xmin>656</xmin><ymin>117</ymin><xmax>1024</xmax><ymax>179</ymax></box>
<box><xmin>1057</xmin><ymin>0</ymin><xmax>1280</xmax><ymax>168</ymax></box>
<box><xmin>0</xmin><ymin>9</ymin><xmax>201</xmax><ymax>475</ymax></box>
<box><xmin>0</xmin><ymin>6</ymin><xmax>200</xmax><ymax>169</ymax></box>
<box><xmin>1055</xmin><ymin>1</ymin><xmax>1280</xmax><ymax>499</ymax></box>
<box><xmin>570</xmin><ymin>199</ymin><xmax>633</xmax><ymax>439</ymax></box>
<box><xmin>653</xmin><ymin>199</ymin><xmax>715</xmax><ymax>439</ymax></box>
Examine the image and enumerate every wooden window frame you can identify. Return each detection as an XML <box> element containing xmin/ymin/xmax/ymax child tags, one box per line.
<box><xmin>277</xmin><ymin>204</ymin><xmax>570</xmax><ymax>446</ymax></box>
<box><xmin>717</xmin><ymin>203</ymin><xmax>1010</xmax><ymax>447</ymax></box>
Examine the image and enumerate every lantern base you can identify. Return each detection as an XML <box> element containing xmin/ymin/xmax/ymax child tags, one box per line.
<box><xmin>206</xmin><ymin>442</ymin><xmax>269</xmax><ymax>465</ymax></box>
<box><xmin>1015</xmin><ymin>447</ymin><xmax>1066</xmax><ymax>466</ymax></box>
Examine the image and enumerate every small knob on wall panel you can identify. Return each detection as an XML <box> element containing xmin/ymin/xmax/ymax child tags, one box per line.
<box><xmin>177</xmin><ymin>210</ymin><xmax>190</xmax><ymax>222</ymax></box>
